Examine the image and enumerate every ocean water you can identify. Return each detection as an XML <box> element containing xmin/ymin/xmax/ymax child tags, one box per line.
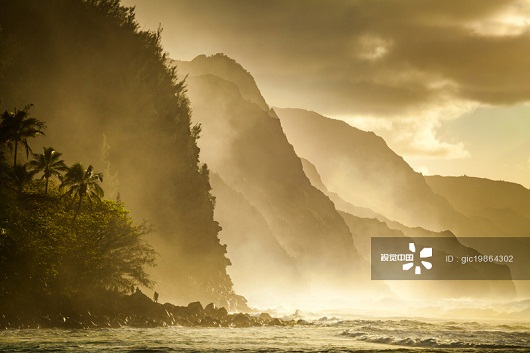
<box><xmin>1</xmin><ymin>318</ymin><xmax>529</xmax><ymax>352</ymax></box>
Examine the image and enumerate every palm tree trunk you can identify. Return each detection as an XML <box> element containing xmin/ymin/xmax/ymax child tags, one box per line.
<box><xmin>45</xmin><ymin>177</ymin><xmax>49</xmax><ymax>195</ymax></box>
<box><xmin>73</xmin><ymin>195</ymin><xmax>83</xmax><ymax>221</ymax></box>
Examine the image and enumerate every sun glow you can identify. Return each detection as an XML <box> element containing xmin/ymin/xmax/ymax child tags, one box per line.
<box><xmin>467</xmin><ymin>2</ymin><xmax>530</xmax><ymax>37</ymax></box>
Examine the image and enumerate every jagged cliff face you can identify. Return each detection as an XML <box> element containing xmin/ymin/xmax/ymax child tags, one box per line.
<box><xmin>0</xmin><ymin>1</ymin><xmax>241</xmax><ymax>308</ymax></box>
<box><xmin>275</xmin><ymin>108</ymin><xmax>451</xmax><ymax>230</ymax></box>
<box><xmin>177</xmin><ymin>54</ymin><xmax>368</xmax><ymax>305</ymax></box>
<box><xmin>209</xmin><ymin>173</ymin><xmax>307</xmax><ymax>305</ymax></box>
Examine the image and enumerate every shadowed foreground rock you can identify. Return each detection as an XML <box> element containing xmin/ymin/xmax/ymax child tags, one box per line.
<box><xmin>0</xmin><ymin>291</ymin><xmax>293</xmax><ymax>329</ymax></box>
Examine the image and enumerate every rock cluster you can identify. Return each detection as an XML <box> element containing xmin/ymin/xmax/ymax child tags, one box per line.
<box><xmin>0</xmin><ymin>291</ymin><xmax>293</xmax><ymax>329</ymax></box>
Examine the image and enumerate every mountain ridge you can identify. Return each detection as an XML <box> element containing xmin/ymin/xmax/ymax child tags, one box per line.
<box><xmin>275</xmin><ymin>107</ymin><xmax>506</xmax><ymax>238</ymax></box>
<box><xmin>425</xmin><ymin>175</ymin><xmax>530</xmax><ymax>239</ymax></box>
<box><xmin>174</xmin><ymin>54</ymin><xmax>269</xmax><ymax>112</ymax></box>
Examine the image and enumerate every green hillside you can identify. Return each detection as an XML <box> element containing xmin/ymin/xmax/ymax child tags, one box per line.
<box><xmin>0</xmin><ymin>0</ymin><xmax>242</xmax><ymax>308</ymax></box>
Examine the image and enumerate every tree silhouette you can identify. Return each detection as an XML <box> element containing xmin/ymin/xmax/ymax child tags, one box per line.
<box><xmin>60</xmin><ymin>163</ymin><xmax>104</xmax><ymax>220</ymax></box>
<box><xmin>12</xmin><ymin>164</ymin><xmax>36</xmax><ymax>193</ymax></box>
<box><xmin>28</xmin><ymin>147</ymin><xmax>68</xmax><ymax>195</ymax></box>
<box><xmin>0</xmin><ymin>105</ymin><xmax>46</xmax><ymax>173</ymax></box>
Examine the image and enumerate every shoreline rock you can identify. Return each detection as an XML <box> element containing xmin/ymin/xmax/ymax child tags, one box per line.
<box><xmin>0</xmin><ymin>291</ymin><xmax>295</xmax><ymax>329</ymax></box>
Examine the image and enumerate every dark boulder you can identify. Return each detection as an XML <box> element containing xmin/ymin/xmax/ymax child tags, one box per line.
<box><xmin>231</xmin><ymin>313</ymin><xmax>251</xmax><ymax>327</ymax></box>
<box><xmin>205</xmin><ymin>303</ymin><xmax>228</xmax><ymax>318</ymax></box>
<box><xmin>259</xmin><ymin>312</ymin><xmax>273</xmax><ymax>321</ymax></box>
<box><xmin>187</xmin><ymin>301</ymin><xmax>205</xmax><ymax>318</ymax></box>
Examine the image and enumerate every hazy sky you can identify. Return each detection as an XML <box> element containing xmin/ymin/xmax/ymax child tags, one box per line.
<box><xmin>122</xmin><ymin>0</ymin><xmax>530</xmax><ymax>188</ymax></box>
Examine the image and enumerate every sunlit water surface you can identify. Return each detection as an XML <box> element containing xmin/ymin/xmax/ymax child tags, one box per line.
<box><xmin>1</xmin><ymin>319</ymin><xmax>529</xmax><ymax>352</ymax></box>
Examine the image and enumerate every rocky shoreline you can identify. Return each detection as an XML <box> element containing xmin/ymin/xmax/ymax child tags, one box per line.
<box><xmin>0</xmin><ymin>291</ymin><xmax>299</xmax><ymax>329</ymax></box>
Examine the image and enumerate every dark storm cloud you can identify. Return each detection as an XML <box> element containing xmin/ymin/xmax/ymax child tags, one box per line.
<box><xmin>129</xmin><ymin>0</ymin><xmax>530</xmax><ymax>117</ymax></box>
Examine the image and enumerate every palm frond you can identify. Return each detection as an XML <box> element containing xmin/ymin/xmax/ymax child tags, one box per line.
<box><xmin>61</xmin><ymin>163</ymin><xmax>104</xmax><ymax>219</ymax></box>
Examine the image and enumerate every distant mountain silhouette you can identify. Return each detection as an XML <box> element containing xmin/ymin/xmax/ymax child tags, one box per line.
<box><xmin>301</xmin><ymin>157</ymin><xmax>391</xmax><ymax>221</ymax></box>
<box><xmin>276</xmin><ymin>108</ymin><xmax>504</xmax><ymax>238</ymax></box>
<box><xmin>426</xmin><ymin>176</ymin><xmax>530</xmax><ymax>236</ymax></box>
<box><xmin>425</xmin><ymin>176</ymin><xmax>530</xmax><ymax>296</ymax></box>
<box><xmin>301</xmin><ymin>158</ymin><xmax>516</xmax><ymax>298</ymax></box>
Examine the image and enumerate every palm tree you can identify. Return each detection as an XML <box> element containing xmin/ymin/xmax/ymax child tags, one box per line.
<box><xmin>0</xmin><ymin>105</ymin><xmax>46</xmax><ymax>173</ymax></box>
<box><xmin>60</xmin><ymin>163</ymin><xmax>104</xmax><ymax>220</ymax></box>
<box><xmin>28</xmin><ymin>147</ymin><xmax>68</xmax><ymax>195</ymax></box>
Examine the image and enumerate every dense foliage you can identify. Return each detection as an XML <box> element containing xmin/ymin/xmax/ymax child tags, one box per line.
<box><xmin>0</xmin><ymin>110</ymin><xmax>156</xmax><ymax>307</ymax></box>
<box><xmin>0</xmin><ymin>0</ymin><xmax>243</xmax><ymax>307</ymax></box>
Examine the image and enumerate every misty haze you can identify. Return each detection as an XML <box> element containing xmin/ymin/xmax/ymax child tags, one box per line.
<box><xmin>0</xmin><ymin>0</ymin><xmax>529</xmax><ymax>352</ymax></box>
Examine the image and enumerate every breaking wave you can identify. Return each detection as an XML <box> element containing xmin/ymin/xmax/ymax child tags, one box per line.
<box><xmin>339</xmin><ymin>319</ymin><xmax>530</xmax><ymax>349</ymax></box>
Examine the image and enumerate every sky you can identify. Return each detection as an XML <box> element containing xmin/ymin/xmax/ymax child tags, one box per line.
<box><xmin>122</xmin><ymin>0</ymin><xmax>530</xmax><ymax>188</ymax></box>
